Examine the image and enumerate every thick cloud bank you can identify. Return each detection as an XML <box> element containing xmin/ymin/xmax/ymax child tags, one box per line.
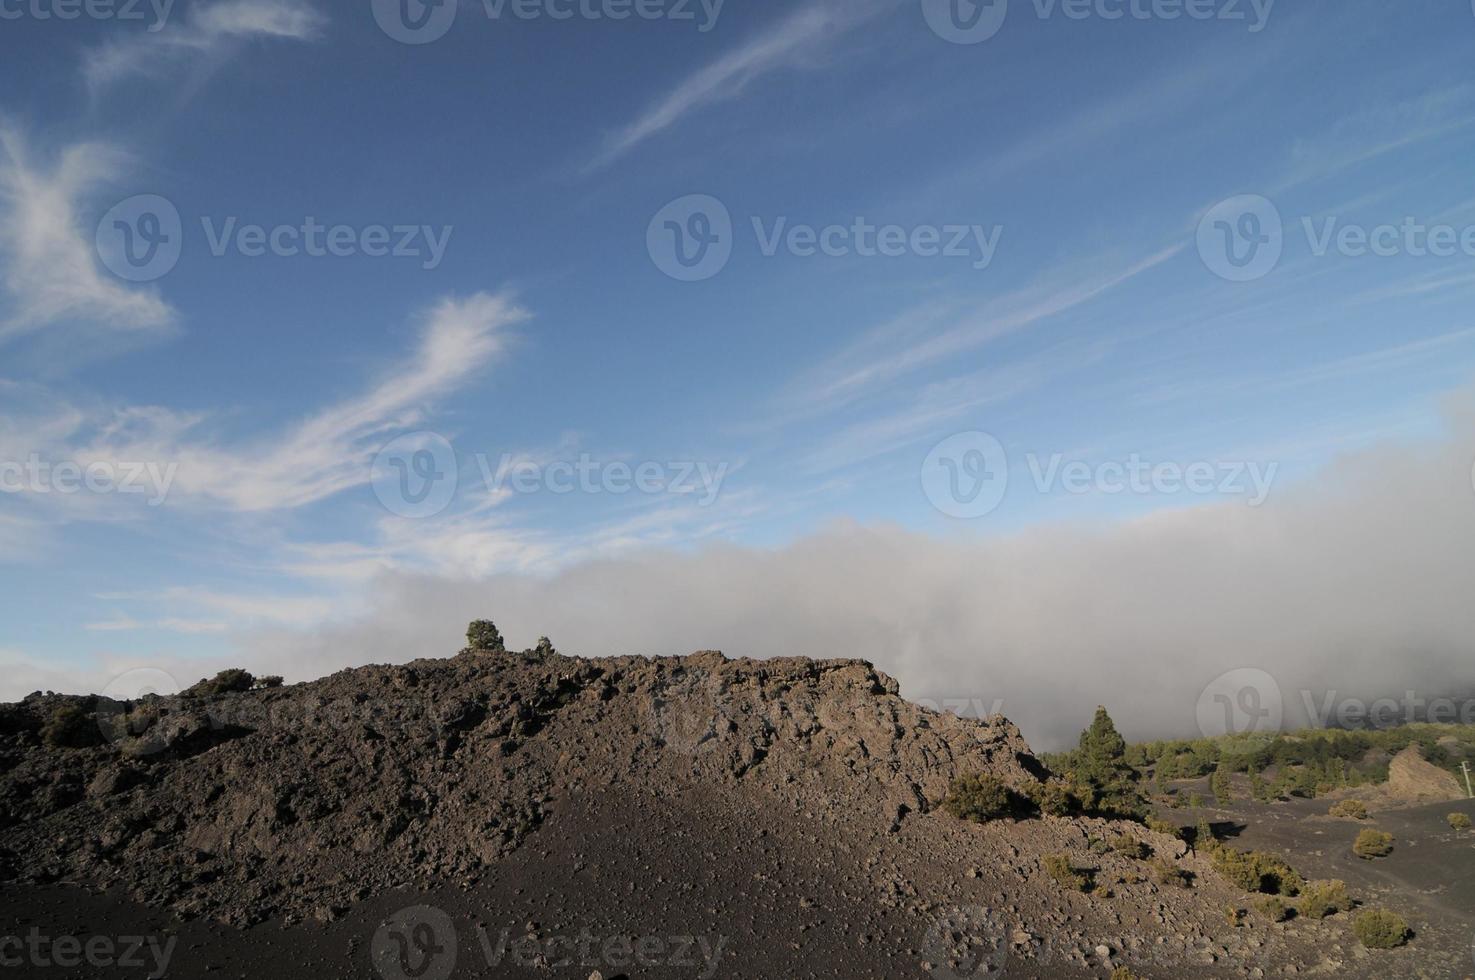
<box><xmin>18</xmin><ymin>392</ymin><xmax>1475</xmax><ymax>751</ymax></box>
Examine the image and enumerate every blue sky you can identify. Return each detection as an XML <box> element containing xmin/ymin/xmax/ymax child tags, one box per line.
<box><xmin>3</xmin><ymin>0</ymin><xmax>1475</xmax><ymax>710</ymax></box>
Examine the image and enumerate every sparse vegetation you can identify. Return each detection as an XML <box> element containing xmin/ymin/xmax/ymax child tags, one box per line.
<box><xmin>1254</xmin><ymin>895</ymin><xmax>1292</xmax><ymax>922</ymax></box>
<box><xmin>1352</xmin><ymin>908</ymin><xmax>1409</xmax><ymax>949</ymax></box>
<box><xmin>1043</xmin><ymin>853</ymin><xmax>1092</xmax><ymax>892</ymax></box>
<box><xmin>41</xmin><ymin>704</ymin><xmax>99</xmax><ymax>749</ymax></box>
<box><xmin>1150</xmin><ymin>856</ymin><xmax>1190</xmax><ymax>888</ymax></box>
<box><xmin>1049</xmin><ymin>723</ymin><xmax>1475</xmax><ymax>801</ymax></box>
<box><xmin>1109</xmin><ymin>968</ymin><xmax>1143</xmax><ymax>980</ymax></box>
<box><xmin>1298</xmin><ymin>879</ymin><xmax>1353</xmax><ymax>919</ymax></box>
<box><xmin>1144</xmin><ymin>815</ymin><xmax>1180</xmax><ymax>838</ymax></box>
<box><xmin>1328</xmin><ymin>799</ymin><xmax>1368</xmax><ymax>820</ymax></box>
<box><xmin>466</xmin><ymin>619</ymin><xmax>506</xmax><ymax>652</ymax></box>
<box><xmin>1353</xmin><ymin>829</ymin><xmax>1395</xmax><ymax>860</ymax></box>
<box><xmin>1447</xmin><ymin>812</ymin><xmax>1471</xmax><ymax>831</ymax></box>
<box><xmin>942</xmin><ymin>773</ymin><xmax>1021</xmax><ymax>823</ymax></box>
<box><xmin>184</xmin><ymin>669</ymin><xmax>256</xmax><ymax>698</ymax></box>
<box><xmin>1112</xmin><ymin>835</ymin><xmax>1151</xmax><ymax>860</ymax></box>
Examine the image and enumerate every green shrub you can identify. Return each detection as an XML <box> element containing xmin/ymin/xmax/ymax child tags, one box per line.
<box><xmin>184</xmin><ymin>669</ymin><xmax>255</xmax><ymax>698</ymax></box>
<box><xmin>1109</xmin><ymin>968</ymin><xmax>1142</xmax><ymax>980</ymax></box>
<box><xmin>1352</xmin><ymin>908</ymin><xmax>1409</xmax><ymax>949</ymax></box>
<box><xmin>1188</xmin><ymin>793</ymin><xmax>1205</xmax><ymax>808</ymax></box>
<box><xmin>1253</xmin><ymin>896</ymin><xmax>1291</xmax><ymax>922</ymax></box>
<box><xmin>255</xmin><ymin>675</ymin><xmax>285</xmax><ymax>689</ymax></box>
<box><xmin>1150</xmin><ymin>856</ymin><xmax>1190</xmax><ymax>888</ymax></box>
<box><xmin>1043</xmin><ymin>853</ymin><xmax>1091</xmax><ymax>892</ymax></box>
<box><xmin>1298</xmin><ymin>879</ymin><xmax>1353</xmax><ymax>919</ymax></box>
<box><xmin>1112</xmin><ymin>836</ymin><xmax>1151</xmax><ymax>860</ymax></box>
<box><xmin>1447</xmin><ymin>812</ymin><xmax>1471</xmax><ymax>831</ymax></box>
<box><xmin>1210</xmin><ymin>847</ymin><xmax>1302</xmax><ymax>896</ymax></box>
<box><xmin>1328</xmin><ymin>799</ymin><xmax>1368</xmax><ymax>820</ymax></box>
<box><xmin>41</xmin><ymin>704</ymin><xmax>99</xmax><ymax>749</ymax></box>
<box><xmin>942</xmin><ymin>774</ymin><xmax>1020</xmax><ymax>823</ymax></box>
<box><xmin>1210</xmin><ymin>766</ymin><xmax>1232</xmax><ymax>803</ymax></box>
<box><xmin>466</xmin><ymin>620</ymin><xmax>505</xmax><ymax>652</ymax></box>
<box><xmin>1026</xmin><ymin>780</ymin><xmax>1078</xmax><ymax>817</ymax></box>
<box><xmin>1193</xmin><ymin>817</ymin><xmax>1218</xmax><ymax>853</ymax></box>
<box><xmin>1144</xmin><ymin>815</ymin><xmax>1181</xmax><ymax>838</ymax></box>
<box><xmin>1353</xmin><ymin>829</ymin><xmax>1394</xmax><ymax>860</ymax></box>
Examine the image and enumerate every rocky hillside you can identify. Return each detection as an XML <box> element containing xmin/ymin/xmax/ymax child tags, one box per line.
<box><xmin>1</xmin><ymin>642</ymin><xmax>1451</xmax><ymax>977</ymax></box>
<box><xmin>0</xmin><ymin>647</ymin><xmax>1043</xmax><ymax>926</ymax></box>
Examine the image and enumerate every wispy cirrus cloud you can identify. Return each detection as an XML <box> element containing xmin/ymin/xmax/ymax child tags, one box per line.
<box><xmin>587</xmin><ymin>0</ymin><xmax>890</xmax><ymax>171</ymax></box>
<box><xmin>84</xmin><ymin>292</ymin><xmax>526</xmax><ymax>512</ymax></box>
<box><xmin>0</xmin><ymin>130</ymin><xmax>175</xmax><ymax>337</ymax></box>
<box><xmin>84</xmin><ymin>0</ymin><xmax>324</xmax><ymax>91</ymax></box>
<box><xmin>780</xmin><ymin>242</ymin><xmax>1184</xmax><ymax>416</ymax></box>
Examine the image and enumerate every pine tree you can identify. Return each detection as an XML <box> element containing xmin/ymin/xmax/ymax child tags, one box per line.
<box><xmin>1076</xmin><ymin>706</ymin><xmax>1145</xmax><ymax>818</ymax></box>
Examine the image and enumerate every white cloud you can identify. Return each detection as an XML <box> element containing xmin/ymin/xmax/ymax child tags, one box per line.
<box><xmin>184</xmin><ymin>383</ymin><xmax>1475</xmax><ymax>752</ymax></box>
<box><xmin>588</xmin><ymin>0</ymin><xmax>888</xmax><ymax>170</ymax></box>
<box><xmin>84</xmin><ymin>0</ymin><xmax>324</xmax><ymax>91</ymax></box>
<box><xmin>0</xmin><ymin>130</ymin><xmax>175</xmax><ymax>336</ymax></box>
<box><xmin>85</xmin><ymin>292</ymin><xmax>526</xmax><ymax>512</ymax></box>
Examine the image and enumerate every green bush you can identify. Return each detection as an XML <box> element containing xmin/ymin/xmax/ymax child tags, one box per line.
<box><xmin>1328</xmin><ymin>799</ymin><xmax>1368</xmax><ymax>820</ymax></box>
<box><xmin>1043</xmin><ymin>853</ymin><xmax>1091</xmax><ymax>892</ymax></box>
<box><xmin>1353</xmin><ymin>829</ymin><xmax>1394</xmax><ymax>860</ymax></box>
<box><xmin>1193</xmin><ymin>817</ymin><xmax>1218</xmax><ymax>853</ymax></box>
<box><xmin>1112</xmin><ymin>835</ymin><xmax>1151</xmax><ymax>860</ymax></box>
<box><xmin>184</xmin><ymin>669</ymin><xmax>255</xmax><ymax>698</ymax></box>
<box><xmin>1298</xmin><ymin>879</ymin><xmax>1353</xmax><ymax>919</ymax></box>
<box><xmin>1150</xmin><ymin>856</ymin><xmax>1190</xmax><ymax>888</ymax></box>
<box><xmin>255</xmin><ymin>675</ymin><xmax>285</xmax><ymax>689</ymax></box>
<box><xmin>942</xmin><ymin>774</ymin><xmax>1021</xmax><ymax>823</ymax></box>
<box><xmin>1352</xmin><ymin>908</ymin><xmax>1409</xmax><ymax>949</ymax></box>
<box><xmin>1026</xmin><ymin>780</ymin><xmax>1078</xmax><ymax>817</ymax></box>
<box><xmin>1210</xmin><ymin>847</ymin><xmax>1302</xmax><ymax>896</ymax></box>
<box><xmin>1447</xmin><ymin>812</ymin><xmax>1471</xmax><ymax>831</ymax></box>
<box><xmin>41</xmin><ymin>704</ymin><xmax>99</xmax><ymax>749</ymax></box>
<box><xmin>1253</xmin><ymin>896</ymin><xmax>1291</xmax><ymax>922</ymax></box>
<box><xmin>1210</xmin><ymin>766</ymin><xmax>1232</xmax><ymax>803</ymax></box>
<box><xmin>466</xmin><ymin>620</ymin><xmax>505</xmax><ymax>652</ymax></box>
<box><xmin>1144</xmin><ymin>815</ymin><xmax>1181</xmax><ymax>838</ymax></box>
